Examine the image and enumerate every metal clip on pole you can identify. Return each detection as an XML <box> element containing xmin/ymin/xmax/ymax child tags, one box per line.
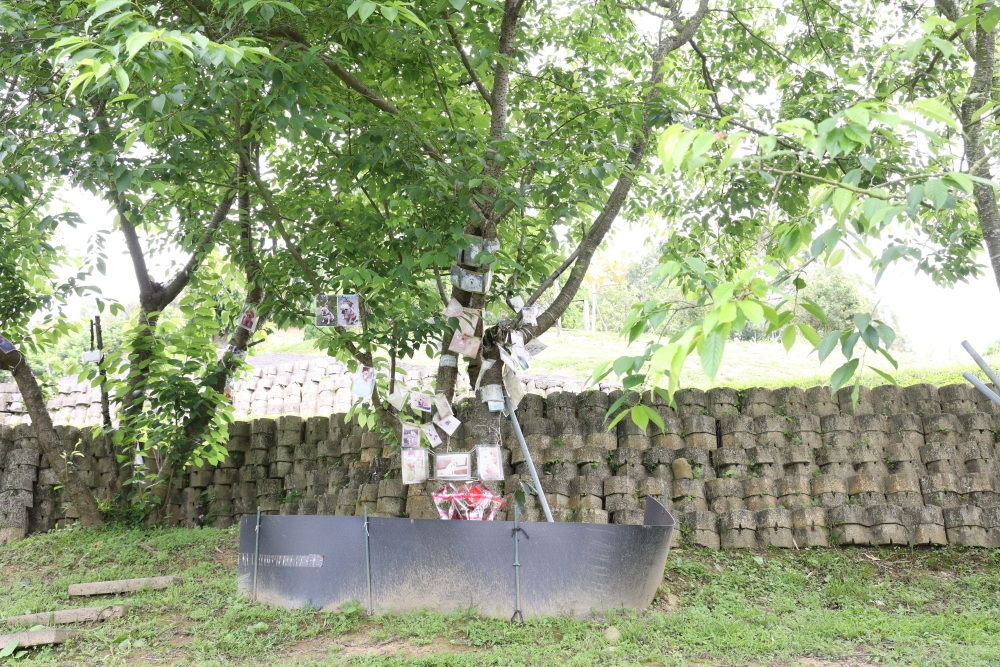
<box><xmin>503</xmin><ymin>387</ymin><xmax>554</xmax><ymax>522</ymax></box>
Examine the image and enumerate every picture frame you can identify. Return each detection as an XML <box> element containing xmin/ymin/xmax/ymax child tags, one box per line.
<box><xmin>315</xmin><ymin>294</ymin><xmax>336</xmax><ymax>328</ymax></box>
<box><xmin>401</xmin><ymin>448</ymin><xmax>429</xmax><ymax>485</ymax></box>
<box><xmin>401</xmin><ymin>422</ymin><xmax>421</xmax><ymax>448</ymax></box>
<box><xmin>337</xmin><ymin>294</ymin><xmax>361</xmax><ymax>327</ymax></box>
<box><xmin>476</xmin><ymin>445</ymin><xmax>504</xmax><ymax>481</ymax></box>
<box><xmin>435</xmin><ymin>451</ymin><xmax>472</xmax><ymax>480</ymax></box>
<box><xmin>236</xmin><ymin>304</ymin><xmax>260</xmax><ymax>332</ymax></box>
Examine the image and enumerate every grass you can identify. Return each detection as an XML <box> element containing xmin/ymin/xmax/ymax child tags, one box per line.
<box><xmin>3</xmin><ymin>525</ymin><xmax>1000</xmax><ymax>665</ymax></box>
<box><xmin>256</xmin><ymin>327</ymin><xmax>991</xmax><ymax>390</ymax></box>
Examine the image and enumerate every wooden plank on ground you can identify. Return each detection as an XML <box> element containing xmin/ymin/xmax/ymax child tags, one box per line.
<box><xmin>0</xmin><ymin>628</ymin><xmax>77</xmax><ymax>648</ymax></box>
<box><xmin>68</xmin><ymin>576</ymin><xmax>180</xmax><ymax>597</ymax></box>
<box><xmin>6</xmin><ymin>605</ymin><xmax>129</xmax><ymax>628</ymax></box>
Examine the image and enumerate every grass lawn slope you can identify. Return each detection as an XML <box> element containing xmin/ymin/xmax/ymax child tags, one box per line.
<box><xmin>2</xmin><ymin>525</ymin><xmax>1000</xmax><ymax>665</ymax></box>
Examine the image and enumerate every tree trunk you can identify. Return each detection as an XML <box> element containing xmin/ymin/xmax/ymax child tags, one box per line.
<box><xmin>958</xmin><ymin>23</ymin><xmax>1000</xmax><ymax>295</ymax></box>
<box><xmin>2</xmin><ymin>351</ymin><xmax>103</xmax><ymax>527</ymax></box>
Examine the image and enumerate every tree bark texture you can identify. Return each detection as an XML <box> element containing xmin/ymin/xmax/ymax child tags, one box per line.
<box><xmin>1</xmin><ymin>350</ymin><xmax>104</xmax><ymax>527</ymax></box>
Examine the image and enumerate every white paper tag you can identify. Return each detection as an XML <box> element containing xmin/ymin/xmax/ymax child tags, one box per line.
<box><xmin>386</xmin><ymin>389</ymin><xmax>408</xmax><ymax>411</ymax></box>
<box><xmin>475</xmin><ymin>359</ymin><xmax>496</xmax><ymax>391</ymax></box>
<box><xmin>503</xmin><ymin>366</ymin><xmax>525</xmax><ymax>409</ymax></box>
<box><xmin>434</xmin><ymin>393</ymin><xmax>453</xmax><ymax>419</ymax></box>
<box><xmin>525</xmin><ymin>339</ymin><xmax>547</xmax><ymax>357</ymax></box>
<box><xmin>433</xmin><ymin>414</ymin><xmax>461</xmax><ymax>436</ymax></box>
<box><xmin>440</xmin><ymin>354</ymin><xmax>458</xmax><ymax>368</ymax></box>
<box><xmin>509</xmin><ymin>296</ymin><xmax>525</xmax><ymax>311</ymax></box>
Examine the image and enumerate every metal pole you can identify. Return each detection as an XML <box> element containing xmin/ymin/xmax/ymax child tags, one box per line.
<box><xmin>510</xmin><ymin>505</ymin><xmax>524</xmax><ymax>623</ymax></box>
<box><xmin>962</xmin><ymin>341</ymin><xmax>1000</xmax><ymax>390</ymax></box>
<box><xmin>963</xmin><ymin>371</ymin><xmax>1000</xmax><ymax>408</ymax></box>
<box><xmin>364</xmin><ymin>508</ymin><xmax>373</xmax><ymax>615</ymax></box>
<box><xmin>503</xmin><ymin>388</ymin><xmax>553</xmax><ymax>522</ymax></box>
<box><xmin>252</xmin><ymin>508</ymin><xmax>261</xmax><ymax>602</ymax></box>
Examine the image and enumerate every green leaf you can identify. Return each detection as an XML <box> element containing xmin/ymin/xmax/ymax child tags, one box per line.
<box><xmin>151</xmin><ymin>94</ymin><xmax>166</xmax><ymax>113</ymax></box>
<box><xmin>832</xmin><ymin>188</ymin><xmax>853</xmax><ymax>219</ymax></box>
<box><xmin>612</xmin><ymin>356</ymin><xmax>634</xmax><ymax>376</ymax></box>
<box><xmin>875</xmin><ymin>323</ymin><xmax>896</xmax><ymax>349</ymax></box>
<box><xmin>700</xmin><ymin>329</ymin><xmax>725</xmax><ymax>379</ymax></box>
<box><xmin>346</xmin><ymin>0</ymin><xmax>365</xmax><ymax>17</ymax></box>
<box><xmin>0</xmin><ymin>640</ymin><xmax>17</xmax><ymax>658</ymax></box>
<box><xmin>853</xmin><ymin>313</ymin><xmax>871</xmax><ymax>331</ymax></box>
<box><xmin>944</xmin><ymin>172</ymin><xmax>974</xmax><ymax>194</ymax></box>
<box><xmin>738</xmin><ymin>299</ymin><xmax>764</xmax><ymax>324</ymax></box>
<box><xmin>800</xmin><ymin>300</ymin><xmax>826</xmax><ymax>324</ymax></box>
<box><xmin>861</xmin><ymin>325</ymin><xmax>880</xmax><ymax>351</ymax></box>
<box><xmin>381</xmin><ymin>5</ymin><xmax>398</xmax><ymax>21</ymax></box>
<box><xmin>830</xmin><ymin>359</ymin><xmax>860</xmax><ymax>392</ymax></box>
<box><xmin>630</xmin><ymin>405</ymin><xmax>649</xmax><ymax>432</ymax></box>
<box><xmin>449</xmin><ymin>0</ymin><xmax>467</xmax><ymax>8</ymax></box>
<box><xmin>982</xmin><ymin>6</ymin><xmax>1000</xmax><ymax>33</ymax></box>
<box><xmin>909</xmin><ymin>98</ymin><xmax>960</xmax><ymax>130</ymax></box>
<box><xmin>781</xmin><ymin>324</ymin><xmax>797</xmax><ymax>352</ymax></box>
<box><xmin>870</xmin><ymin>367</ymin><xmax>896</xmax><ymax>385</ymax></box>
<box><xmin>925</xmin><ymin>179</ymin><xmax>949</xmax><ymax>209</ymax></box>
<box><xmin>841</xmin><ymin>331</ymin><xmax>861</xmax><ymax>359</ymax></box>
<box><xmin>797</xmin><ymin>322</ymin><xmax>820</xmax><ymax>347</ymax></box>
<box><xmin>828</xmin><ymin>248</ymin><xmax>845</xmax><ymax>267</ymax></box>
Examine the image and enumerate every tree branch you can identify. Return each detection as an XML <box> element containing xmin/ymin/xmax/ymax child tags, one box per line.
<box><xmin>444</xmin><ymin>8</ymin><xmax>493</xmax><ymax>108</ymax></box>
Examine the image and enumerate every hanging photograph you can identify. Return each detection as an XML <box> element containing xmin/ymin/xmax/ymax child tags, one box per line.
<box><xmin>225</xmin><ymin>345</ymin><xmax>248</xmax><ymax>363</ymax></box>
<box><xmin>401</xmin><ymin>422</ymin><xmax>421</xmax><ymax>448</ymax></box>
<box><xmin>503</xmin><ymin>366</ymin><xmax>525</xmax><ymax>409</ymax></box>
<box><xmin>480</xmin><ymin>383</ymin><xmax>504</xmax><ymax>403</ymax></box>
<box><xmin>487</xmin><ymin>401</ymin><xmax>505</xmax><ymax>412</ymax></box>
<box><xmin>236</xmin><ymin>304</ymin><xmax>260</xmax><ymax>332</ymax></box>
<box><xmin>337</xmin><ymin>294</ymin><xmax>361</xmax><ymax>327</ymax></box>
<box><xmin>315</xmin><ymin>294</ymin><xmax>336</xmax><ymax>327</ymax></box>
<box><xmin>448</xmin><ymin>331</ymin><xmax>481</xmax><ymax>358</ymax></box>
<box><xmin>435</xmin><ymin>451</ymin><xmax>472</xmax><ymax>480</ymax></box>
<box><xmin>421</xmin><ymin>423</ymin><xmax>443</xmax><ymax>447</ymax></box>
<box><xmin>521</xmin><ymin>304</ymin><xmax>541</xmax><ymax>326</ymax></box>
<box><xmin>525</xmin><ymin>339</ymin><xmax>547</xmax><ymax>357</ymax></box>
<box><xmin>385</xmin><ymin>388</ymin><xmax>408</xmax><ymax>411</ymax></box>
<box><xmin>433</xmin><ymin>413</ymin><xmax>461</xmax><ymax>436</ymax></box>
<box><xmin>224</xmin><ymin>376</ymin><xmax>235</xmax><ymax>404</ymax></box>
<box><xmin>401</xmin><ymin>448</ymin><xmax>428</xmax><ymax>485</ymax></box>
<box><xmin>445</xmin><ymin>298</ymin><xmax>480</xmax><ymax>337</ymax></box>
<box><xmin>81</xmin><ymin>350</ymin><xmax>103</xmax><ymax>364</ymax></box>
<box><xmin>476</xmin><ymin>445</ymin><xmax>505</xmax><ymax>481</ymax></box>
<box><xmin>450</xmin><ymin>265</ymin><xmax>492</xmax><ymax>294</ymax></box>
<box><xmin>433</xmin><ymin>392</ymin><xmax>453</xmax><ymax>419</ymax></box>
<box><xmin>410</xmin><ymin>392</ymin><xmax>433</xmax><ymax>413</ymax></box>
<box><xmin>351</xmin><ymin>365</ymin><xmax>376</xmax><ymax>399</ymax></box>
<box><xmin>460</xmin><ymin>235</ymin><xmax>500</xmax><ymax>265</ymax></box>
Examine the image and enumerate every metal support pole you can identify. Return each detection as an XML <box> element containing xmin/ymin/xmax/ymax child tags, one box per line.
<box><xmin>252</xmin><ymin>508</ymin><xmax>261</xmax><ymax>602</ymax></box>
<box><xmin>962</xmin><ymin>341</ymin><xmax>1000</xmax><ymax>390</ymax></box>
<box><xmin>364</xmin><ymin>508</ymin><xmax>373</xmax><ymax>615</ymax></box>
<box><xmin>964</xmin><ymin>371</ymin><xmax>1000</xmax><ymax>408</ymax></box>
<box><xmin>504</xmin><ymin>388</ymin><xmax>553</xmax><ymax>522</ymax></box>
<box><xmin>510</xmin><ymin>505</ymin><xmax>524</xmax><ymax>623</ymax></box>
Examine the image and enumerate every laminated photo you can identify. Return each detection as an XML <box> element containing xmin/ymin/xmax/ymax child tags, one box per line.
<box><xmin>351</xmin><ymin>365</ymin><xmax>376</xmax><ymax>399</ymax></box>
<box><xmin>410</xmin><ymin>392</ymin><xmax>433</xmax><ymax>412</ymax></box>
<box><xmin>225</xmin><ymin>345</ymin><xmax>247</xmax><ymax>363</ymax></box>
<box><xmin>236</xmin><ymin>304</ymin><xmax>260</xmax><ymax>332</ymax></box>
<box><xmin>460</xmin><ymin>235</ymin><xmax>500</xmax><ymax>265</ymax></box>
<box><xmin>224</xmin><ymin>377</ymin><xmax>235</xmax><ymax>403</ymax></box>
<box><xmin>525</xmin><ymin>339</ymin><xmax>547</xmax><ymax>357</ymax></box>
<box><xmin>503</xmin><ymin>366</ymin><xmax>525</xmax><ymax>409</ymax></box>
<box><xmin>401</xmin><ymin>422</ymin><xmax>421</xmax><ymax>448</ymax></box>
<box><xmin>459</xmin><ymin>268</ymin><xmax>485</xmax><ymax>293</ymax></box>
<box><xmin>433</xmin><ymin>414</ymin><xmax>461</xmax><ymax>436</ymax></box>
<box><xmin>421</xmin><ymin>422</ymin><xmax>443</xmax><ymax>447</ymax></box>
<box><xmin>474</xmin><ymin>358</ymin><xmax>495</xmax><ymax>390</ymax></box>
<box><xmin>401</xmin><ymin>448</ymin><xmax>428</xmax><ymax>485</ymax></box>
<box><xmin>0</xmin><ymin>335</ymin><xmax>15</xmax><ymax>354</ymax></box>
<box><xmin>433</xmin><ymin>393</ymin><xmax>453</xmax><ymax>419</ymax></box>
<box><xmin>480</xmin><ymin>383</ymin><xmax>504</xmax><ymax>403</ymax></box>
<box><xmin>435</xmin><ymin>451</ymin><xmax>471</xmax><ymax>480</ymax></box>
<box><xmin>81</xmin><ymin>350</ymin><xmax>103</xmax><ymax>364</ymax></box>
<box><xmin>509</xmin><ymin>295</ymin><xmax>525</xmax><ymax>311</ymax></box>
<box><xmin>337</xmin><ymin>294</ymin><xmax>360</xmax><ymax>327</ymax></box>
<box><xmin>386</xmin><ymin>388</ymin><xmax>408</xmax><ymax>411</ymax></box>
<box><xmin>498</xmin><ymin>346</ymin><xmax>519</xmax><ymax>373</ymax></box>
<box><xmin>444</xmin><ymin>300</ymin><xmax>480</xmax><ymax>336</ymax></box>
<box><xmin>521</xmin><ymin>304</ymin><xmax>541</xmax><ymax>325</ymax></box>
<box><xmin>477</xmin><ymin>445</ymin><xmax>504</xmax><ymax>481</ymax></box>
<box><xmin>315</xmin><ymin>294</ymin><xmax>336</xmax><ymax>327</ymax></box>
<box><xmin>487</xmin><ymin>400</ymin><xmax>505</xmax><ymax>412</ymax></box>
<box><xmin>448</xmin><ymin>330</ymin><xmax>481</xmax><ymax>358</ymax></box>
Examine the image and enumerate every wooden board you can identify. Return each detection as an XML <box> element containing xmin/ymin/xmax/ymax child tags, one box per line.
<box><xmin>6</xmin><ymin>605</ymin><xmax>129</xmax><ymax>628</ymax></box>
<box><xmin>67</xmin><ymin>576</ymin><xmax>180</xmax><ymax>597</ymax></box>
<box><xmin>0</xmin><ymin>628</ymin><xmax>77</xmax><ymax>648</ymax></box>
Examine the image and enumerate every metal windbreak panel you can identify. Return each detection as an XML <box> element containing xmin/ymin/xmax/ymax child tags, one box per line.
<box><xmin>368</xmin><ymin>517</ymin><xmax>515</xmax><ymax>615</ymax></box>
<box><xmin>237</xmin><ymin>499</ymin><xmax>675</xmax><ymax>618</ymax></box>
<box><xmin>238</xmin><ymin>515</ymin><xmax>369</xmax><ymax>611</ymax></box>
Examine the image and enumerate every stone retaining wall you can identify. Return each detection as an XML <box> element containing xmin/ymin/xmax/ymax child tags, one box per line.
<box><xmin>3</xmin><ymin>382</ymin><xmax>1000</xmax><ymax>548</ymax></box>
